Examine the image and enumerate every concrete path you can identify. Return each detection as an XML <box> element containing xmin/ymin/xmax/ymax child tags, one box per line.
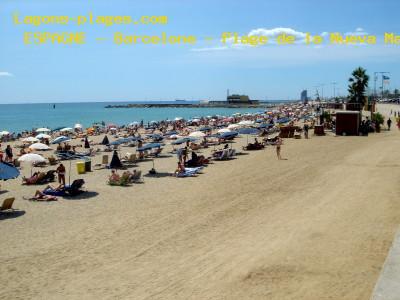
<box><xmin>372</xmin><ymin>228</ymin><xmax>400</xmax><ymax>300</ymax></box>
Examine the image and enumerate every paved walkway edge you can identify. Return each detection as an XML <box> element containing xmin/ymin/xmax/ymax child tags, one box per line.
<box><xmin>371</xmin><ymin>227</ymin><xmax>400</xmax><ymax>300</ymax></box>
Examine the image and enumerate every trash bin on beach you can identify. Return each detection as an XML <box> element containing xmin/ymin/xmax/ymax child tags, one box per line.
<box><xmin>84</xmin><ymin>158</ymin><xmax>91</xmax><ymax>172</ymax></box>
<box><xmin>76</xmin><ymin>161</ymin><xmax>86</xmax><ymax>174</ymax></box>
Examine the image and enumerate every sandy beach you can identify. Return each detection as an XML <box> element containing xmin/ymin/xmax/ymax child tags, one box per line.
<box><xmin>1</xmin><ymin>104</ymin><xmax>399</xmax><ymax>299</ymax></box>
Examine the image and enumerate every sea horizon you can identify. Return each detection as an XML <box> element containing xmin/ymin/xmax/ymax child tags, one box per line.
<box><xmin>0</xmin><ymin>100</ymin><xmax>296</xmax><ymax>134</ymax></box>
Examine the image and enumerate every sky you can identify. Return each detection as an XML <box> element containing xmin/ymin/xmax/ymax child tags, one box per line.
<box><xmin>0</xmin><ymin>0</ymin><xmax>400</xmax><ymax>103</ymax></box>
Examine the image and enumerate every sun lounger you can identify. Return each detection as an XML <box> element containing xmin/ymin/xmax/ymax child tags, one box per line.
<box><xmin>130</xmin><ymin>170</ymin><xmax>143</xmax><ymax>183</ymax></box>
<box><xmin>0</xmin><ymin>197</ymin><xmax>15</xmax><ymax>212</ymax></box>
<box><xmin>64</xmin><ymin>179</ymin><xmax>85</xmax><ymax>196</ymax></box>
<box><xmin>43</xmin><ymin>179</ymin><xmax>86</xmax><ymax>197</ymax></box>
<box><xmin>214</xmin><ymin>149</ymin><xmax>229</xmax><ymax>160</ymax></box>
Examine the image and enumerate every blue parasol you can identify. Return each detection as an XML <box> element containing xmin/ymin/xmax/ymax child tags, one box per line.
<box><xmin>137</xmin><ymin>143</ymin><xmax>162</xmax><ymax>151</ymax></box>
<box><xmin>52</xmin><ymin>136</ymin><xmax>71</xmax><ymax>144</ymax></box>
<box><xmin>0</xmin><ymin>162</ymin><xmax>20</xmax><ymax>180</ymax></box>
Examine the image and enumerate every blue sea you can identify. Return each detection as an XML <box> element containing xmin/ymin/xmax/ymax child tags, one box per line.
<box><xmin>0</xmin><ymin>101</ymin><xmax>286</xmax><ymax>133</ymax></box>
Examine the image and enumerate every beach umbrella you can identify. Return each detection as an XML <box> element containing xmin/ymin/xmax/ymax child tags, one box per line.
<box><xmin>109</xmin><ymin>150</ymin><xmax>123</xmax><ymax>169</ymax></box>
<box><xmin>238</xmin><ymin>120</ymin><xmax>254</xmax><ymax>126</ymax></box>
<box><xmin>129</xmin><ymin>121</ymin><xmax>139</xmax><ymax>127</ymax></box>
<box><xmin>238</xmin><ymin>128</ymin><xmax>260</xmax><ymax>135</ymax></box>
<box><xmin>217</xmin><ymin>128</ymin><xmax>231</xmax><ymax>134</ymax></box>
<box><xmin>227</xmin><ymin>124</ymin><xmax>240</xmax><ymax>130</ymax></box>
<box><xmin>164</xmin><ymin>130</ymin><xmax>178</xmax><ymax>136</ymax></box>
<box><xmin>0</xmin><ymin>162</ymin><xmax>20</xmax><ymax>180</ymax></box>
<box><xmin>218</xmin><ymin>131</ymin><xmax>238</xmax><ymax>139</ymax></box>
<box><xmin>189</xmin><ymin>131</ymin><xmax>206</xmax><ymax>138</ymax></box>
<box><xmin>59</xmin><ymin>127</ymin><xmax>73</xmax><ymax>132</ymax></box>
<box><xmin>18</xmin><ymin>153</ymin><xmax>46</xmax><ymax>163</ymax></box>
<box><xmin>84</xmin><ymin>137</ymin><xmax>90</xmax><ymax>149</ymax></box>
<box><xmin>29</xmin><ymin>143</ymin><xmax>50</xmax><ymax>151</ymax></box>
<box><xmin>101</xmin><ymin>135</ymin><xmax>110</xmax><ymax>145</ymax></box>
<box><xmin>147</xmin><ymin>134</ymin><xmax>163</xmax><ymax>142</ymax></box>
<box><xmin>22</xmin><ymin>137</ymin><xmax>39</xmax><ymax>143</ymax></box>
<box><xmin>52</xmin><ymin>126</ymin><xmax>67</xmax><ymax>131</ymax></box>
<box><xmin>171</xmin><ymin>137</ymin><xmax>197</xmax><ymax>145</ymax></box>
<box><xmin>36</xmin><ymin>128</ymin><xmax>51</xmax><ymax>132</ymax></box>
<box><xmin>198</xmin><ymin>126</ymin><xmax>212</xmax><ymax>132</ymax></box>
<box><xmin>174</xmin><ymin>117</ymin><xmax>183</xmax><ymax>121</ymax></box>
<box><xmin>74</xmin><ymin>123</ymin><xmax>83</xmax><ymax>129</ymax></box>
<box><xmin>0</xmin><ymin>131</ymin><xmax>10</xmax><ymax>136</ymax></box>
<box><xmin>137</xmin><ymin>143</ymin><xmax>162</xmax><ymax>152</ymax></box>
<box><xmin>52</xmin><ymin>136</ymin><xmax>71</xmax><ymax>144</ymax></box>
<box><xmin>238</xmin><ymin>127</ymin><xmax>260</xmax><ymax>143</ymax></box>
<box><xmin>35</xmin><ymin>133</ymin><xmax>51</xmax><ymax>139</ymax></box>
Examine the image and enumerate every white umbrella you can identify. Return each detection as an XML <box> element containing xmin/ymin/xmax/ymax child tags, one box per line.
<box><xmin>189</xmin><ymin>131</ymin><xmax>206</xmax><ymax>138</ymax></box>
<box><xmin>238</xmin><ymin>120</ymin><xmax>254</xmax><ymax>126</ymax></box>
<box><xmin>227</xmin><ymin>124</ymin><xmax>240</xmax><ymax>130</ymax></box>
<box><xmin>0</xmin><ymin>131</ymin><xmax>10</xmax><ymax>136</ymax></box>
<box><xmin>217</xmin><ymin>128</ymin><xmax>231</xmax><ymax>133</ymax></box>
<box><xmin>22</xmin><ymin>137</ymin><xmax>39</xmax><ymax>143</ymax></box>
<box><xmin>18</xmin><ymin>153</ymin><xmax>46</xmax><ymax>163</ymax></box>
<box><xmin>29</xmin><ymin>143</ymin><xmax>50</xmax><ymax>151</ymax></box>
<box><xmin>174</xmin><ymin>117</ymin><xmax>183</xmax><ymax>121</ymax></box>
<box><xmin>60</xmin><ymin>127</ymin><xmax>73</xmax><ymax>132</ymax></box>
<box><xmin>35</xmin><ymin>133</ymin><xmax>51</xmax><ymax>139</ymax></box>
<box><xmin>192</xmin><ymin>118</ymin><xmax>201</xmax><ymax>123</ymax></box>
<box><xmin>74</xmin><ymin>123</ymin><xmax>83</xmax><ymax>129</ymax></box>
<box><xmin>36</xmin><ymin>128</ymin><xmax>51</xmax><ymax>132</ymax></box>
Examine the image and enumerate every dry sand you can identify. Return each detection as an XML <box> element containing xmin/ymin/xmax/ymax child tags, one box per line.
<box><xmin>1</xmin><ymin>104</ymin><xmax>400</xmax><ymax>299</ymax></box>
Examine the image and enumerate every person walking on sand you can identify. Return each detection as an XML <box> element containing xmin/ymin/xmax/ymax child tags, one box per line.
<box><xmin>303</xmin><ymin>122</ymin><xmax>309</xmax><ymax>139</ymax></box>
<box><xmin>5</xmin><ymin>145</ymin><xmax>13</xmax><ymax>163</ymax></box>
<box><xmin>56</xmin><ymin>163</ymin><xmax>66</xmax><ymax>185</ymax></box>
<box><xmin>276</xmin><ymin>137</ymin><xmax>283</xmax><ymax>160</ymax></box>
<box><xmin>387</xmin><ymin>118</ymin><xmax>392</xmax><ymax>131</ymax></box>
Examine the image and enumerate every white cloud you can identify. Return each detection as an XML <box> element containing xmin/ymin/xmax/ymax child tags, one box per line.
<box><xmin>192</xmin><ymin>27</ymin><xmax>374</xmax><ymax>52</ymax></box>
<box><xmin>345</xmin><ymin>27</ymin><xmax>369</xmax><ymax>36</ymax></box>
<box><xmin>0</xmin><ymin>72</ymin><xmax>14</xmax><ymax>77</ymax></box>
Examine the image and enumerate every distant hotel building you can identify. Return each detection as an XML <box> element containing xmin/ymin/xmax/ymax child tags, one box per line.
<box><xmin>226</xmin><ymin>94</ymin><xmax>259</xmax><ymax>104</ymax></box>
<box><xmin>301</xmin><ymin>90</ymin><xmax>308</xmax><ymax>103</ymax></box>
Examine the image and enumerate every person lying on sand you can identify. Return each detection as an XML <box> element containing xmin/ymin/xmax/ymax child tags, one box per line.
<box><xmin>24</xmin><ymin>189</ymin><xmax>58</xmax><ymax>201</ymax></box>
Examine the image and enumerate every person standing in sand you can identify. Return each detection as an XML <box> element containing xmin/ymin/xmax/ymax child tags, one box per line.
<box><xmin>56</xmin><ymin>163</ymin><xmax>66</xmax><ymax>185</ymax></box>
<box><xmin>276</xmin><ymin>137</ymin><xmax>283</xmax><ymax>160</ymax></box>
<box><xmin>303</xmin><ymin>122</ymin><xmax>309</xmax><ymax>139</ymax></box>
<box><xmin>387</xmin><ymin>118</ymin><xmax>392</xmax><ymax>130</ymax></box>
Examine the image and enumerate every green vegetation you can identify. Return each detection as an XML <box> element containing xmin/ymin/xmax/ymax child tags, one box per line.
<box><xmin>348</xmin><ymin>67</ymin><xmax>369</xmax><ymax>108</ymax></box>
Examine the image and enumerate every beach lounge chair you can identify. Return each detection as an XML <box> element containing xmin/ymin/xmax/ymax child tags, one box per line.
<box><xmin>122</xmin><ymin>153</ymin><xmax>137</xmax><ymax>166</ymax></box>
<box><xmin>64</xmin><ymin>179</ymin><xmax>85</xmax><ymax>196</ymax></box>
<box><xmin>228</xmin><ymin>149</ymin><xmax>236</xmax><ymax>157</ymax></box>
<box><xmin>102</xmin><ymin>155</ymin><xmax>109</xmax><ymax>165</ymax></box>
<box><xmin>130</xmin><ymin>170</ymin><xmax>143</xmax><ymax>183</ymax></box>
<box><xmin>0</xmin><ymin>197</ymin><xmax>15</xmax><ymax>212</ymax></box>
<box><xmin>214</xmin><ymin>149</ymin><xmax>229</xmax><ymax>160</ymax></box>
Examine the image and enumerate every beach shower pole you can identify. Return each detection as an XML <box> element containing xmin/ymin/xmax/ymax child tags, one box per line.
<box><xmin>69</xmin><ymin>160</ymin><xmax>71</xmax><ymax>185</ymax></box>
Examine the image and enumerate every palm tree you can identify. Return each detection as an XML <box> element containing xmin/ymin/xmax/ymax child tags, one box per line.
<box><xmin>348</xmin><ymin>67</ymin><xmax>369</xmax><ymax>109</ymax></box>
